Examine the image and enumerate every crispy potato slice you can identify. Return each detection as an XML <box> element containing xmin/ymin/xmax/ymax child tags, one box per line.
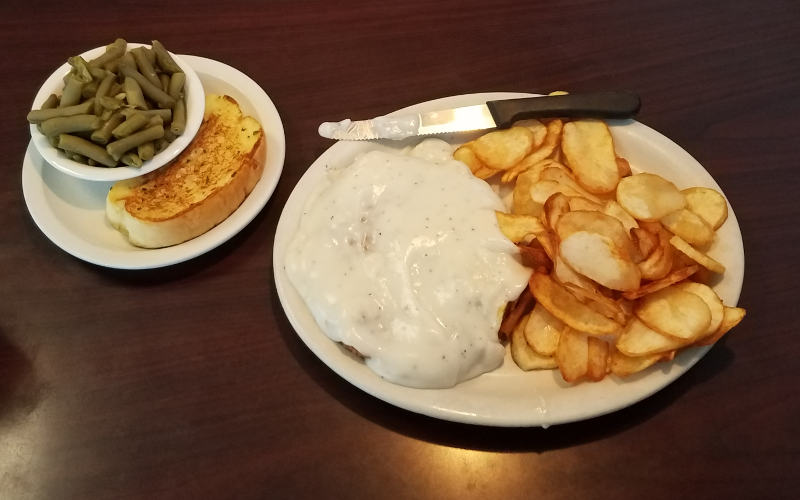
<box><xmin>661</xmin><ymin>208</ymin><xmax>715</xmax><ymax>248</ymax></box>
<box><xmin>634</xmin><ymin>286</ymin><xmax>711</xmax><ymax>341</ymax></box>
<box><xmin>695</xmin><ymin>306</ymin><xmax>746</xmax><ymax>346</ymax></box>
<box><xmin>453</xmin><ymin>143</ymin><xmax>485</xmax><ymax>174</ymax></box>
<box><xmin>535</xmin><ymin>230</ymin><xmax>559</xmax><ymax>262</ymax></box>
<box><xmin>498</xmin><ymin>286</ymin><xmax>534</xmax><ymax>340</ymax></box>
<box><xmin>562</xmin><ymin>119</ymin><xmax>620</xmax><ymax>194</ymax></box>
<box><xmin>540</xmin><ymin>166</ymin><xmax>602</xmax><ymax>203</ymax></box>
<box><xmin>495</xmin><ymin>211</ymin><xmax>546</xmax><ymax>243</ymax></box>
<box><xmin>587</xmin><ymin>337</ymin><xmax>609</xmax><ymax>381</ymax></box>
<box><xmin>513</xmin><ymin>119</ymin><xmax>548</xmax><ymax>149</ymax></box>
<box><xmin>511</xmin><ymin>313</ymin><xmax>559</xmax><ymax>370</ymax></box>
<box><xmin>473</xmin><ymin>166</ymin><xmax>501</xmax><ymax>179</ymax></box>
<box><xmin>631</xmin><ymin>227</ymin><xmax>659</xmax><ymax>258</ymax></box>
<box><xmin>560</xmin><ymin>231</ymin><xmax>641</xmax><ymax>291</ymax></box>
<box><xmin>616</xmin><ymin>157</ymin><xmax>632</xmax><ymax>178</ymax></box>
<box><xmin>563</xmin><ymin>282</ymin><xmax>629</xmax><ymax>325</ymax></box>
<box><xmin>609</xmin><ymin>348</ymin><xmax>663</xmax><ymax>377</ymax></box>
<box><xmin>502</xmin><ymin>119</ymin><xmax>564</xmax><ymax>183</ymax></box>
<box><xmin>529</xmin><ymin>273</ymin><xmax>622</xmax><ymax>335</ymax></box>
<box><xmin>556</xmin><ymin>327</ymin><xmax>589</xmax><ymax>383</ymax></box>
<box><xmin>472</xmin><ymin>126</ymin><xmax>535</xmax><ymax>171</ymax></box>
<box><xmin>543</xmin><ymin>192</ymin><xmax>571</xmax><ymax>231</ymax></box>
<box><xmin>512</xmin><ymin>167</ymin><xmax>544</xmax><ymax>215</ymax></box>
<box><xmin>517</xmin><ymin>242</ymin><xmax>553</xmax><ymax>273</ymax></box>
<box><xmin>524</xmin><ymin>302</ymin><xmax>564</xmax><ymax>356</ymax></box>
<box><xmin>568</xmin><ymin>196</ymin><xmax>603</xmax><ymax>212</ymax></box>
<box><xmin>616</xmin><ymin>173</ymin><xmax>686</xmax><ymax>221</ymax></box>
<box><xmin>674</xmin><ymin>281</ymin><xmax>724</xmax><ymax>337</ymax></box>
<box><xmin>554</xmin><ymin>255</ymin><xmax>596</xmax><ymax>290</ymax></box>
<box><xmin>669</xmin><ymin>235</ymin><xmax>726</xmax><ymax>274</ymax></box>
<box><xmin>637</xmin><ymin>228</ymin><xmax>673</xmax><ymax>280</ymax></box>
<box><xmin>556</xmin><ymin>210</ymin><xmax>637</xmax><ymax>261</ymax></box>
<box><xmin>616</xmin><ymin>317</ymin><xmax>689</xmax><ymax>356</ymax></box>
<box><xmin>530</xmin><ymin>180</ymin><xmax>584</xmax><ymax>206</ymax></box>
<box><xmin>623</xmin><ymin>264</ymin><xmax>699</xmax><ymax>300</ymax></box>
<box><xmin>682</xmin><ymin>187</ymin><xmax>728</xmax><ymax>230</ymax></box>
<box><xmin>602</xmin><ymin>200</ymin><xmax>639</xmax><ymax>233</ymax></box>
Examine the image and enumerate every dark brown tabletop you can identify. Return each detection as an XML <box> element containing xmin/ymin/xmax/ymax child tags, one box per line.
<box><xmin>1</xmin><ymin>1</ymin><xmax>798</xmax><ymax>498</ymax></box>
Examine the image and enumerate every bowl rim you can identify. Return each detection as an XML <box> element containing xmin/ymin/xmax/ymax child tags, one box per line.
<box><xmin>28</xmin><ymin>41</ymin><xmax>205</xmax><ymax>182</ymax></box>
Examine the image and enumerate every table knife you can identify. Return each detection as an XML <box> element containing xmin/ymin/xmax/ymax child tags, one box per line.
<box><xmin>318</xmin><ymin>91</ymin><xmax>640</xmax><ymax>141</ymax></box>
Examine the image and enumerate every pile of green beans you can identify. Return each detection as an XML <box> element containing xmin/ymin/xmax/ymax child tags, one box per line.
<box><xmin>27</xmin><ymin>39</ymin><xmax>188</xmax><ymax>168</ymax></box>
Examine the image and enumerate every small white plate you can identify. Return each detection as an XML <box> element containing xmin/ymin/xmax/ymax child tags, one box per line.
<box><xmin>29</xmin><ymin>43</ymin><xmax>205</xmax><ymax>182</ymax></box>
<box><xmin>273</xmin><ymin>92</ymin><xmax>744</xmax><ymax>427</ymax></box>
<box><xmin>22</xmin><ymin>55</ymin><xmax>285</xmax><ymax>269</ymax></box>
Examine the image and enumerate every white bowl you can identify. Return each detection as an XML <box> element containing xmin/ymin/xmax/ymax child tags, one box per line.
<box><xmin>28</xmin><ymin>42</ymin><xmax>204</xmax><ymax>182</ymax></box>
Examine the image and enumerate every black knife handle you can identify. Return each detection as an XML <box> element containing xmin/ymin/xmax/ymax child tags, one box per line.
<box><xmin>486</xmin><ymin>91</ymin><xmax>641</xmax><ymax>129</ymax></box>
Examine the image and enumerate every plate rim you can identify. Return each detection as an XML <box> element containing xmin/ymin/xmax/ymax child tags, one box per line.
<box><xmin>21</xmin><ymin>54</ymin><xmax>286</xmax><ymax>270</ymax></box>
<box><xmin>273</xmin><ymin>91</ymin><xmax>744</xmax><ymax>427</ymax></box>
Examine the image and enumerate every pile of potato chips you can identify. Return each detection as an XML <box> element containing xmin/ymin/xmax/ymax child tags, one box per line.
<box><xmin>455</xmin><ymin>108</ymin><xmax>745</xmax><ymax>383</ymax></box>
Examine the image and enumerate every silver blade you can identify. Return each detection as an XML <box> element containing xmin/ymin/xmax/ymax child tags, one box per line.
<box><xmin>318</xmin><ymin>104</ymin><xmax>497</xmax><ymax>140</ymax></box>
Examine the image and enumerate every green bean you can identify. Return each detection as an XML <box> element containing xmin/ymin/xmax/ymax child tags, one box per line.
<box><xmin>108</xmin><ymin>82</ymin><xmax>123</xmax><ymax>97</ymax></box>
<box><xmin>159</xmin><ymin>73</ymin><xmax>170</xmax><ymax>92</ymax></box>
<box><xmin>170</xmin><ymin>99</ymin><xmax>186</xmax><ymax>135</ymax></box>
<box><xmin>121</xmin><ymin>152</ymin><xmax>143</xmax><ymax>167</ymax></box>
<box><xmin>87</xmin><ymin>158</ymin><xmax>97</xmax><ymax>166</ymax></box>
<box><xmin>41</xmin><ymin>94</ymin><xmax>59</xmax><ymax>110</ymax></box>
<box><xmin>93</xmin><ymin>73</ymin><xmax>115</xmax><ymax>114</ymax></box>
<box><xmin>123</xmin><ymin>76</ymin><xmax>147</xmax><ymax>109</ymax></box>
<box><xmin>40</xmin><ymin>114</ymin><xmax>101</xmax><ymax>136</ymax></box>
<box><xmin>154</xmin><ymin>137</ymin><xmax>169</xmax><ymax>153</ymax></box>
<box><xmin>163</xmin><ymin>128</ymin><xmax>177</xmax><ymax>142</ymax></box>
<box><xmin>151</xmin><ymin>40</ymin><xmax>182</xmax><ymax>74</ymax></box>
<box><xmin>47</xmin><ymin>135</ymin><xmax>59</xmax><ymax>147</ymax></box>
<box><xmin>122</xmin><ymin>108</ymin><xmax>171</xmax><ymax>122</ymax></box>
<box><xmin>106</xmin><ymin>125</ymin><xmax>164</xmax><ymax>161</ymax></box>
<box><xmin>112</xmin><ymin>112</ymin><xmax>148</xmax><ymax>138</ymax></box>
<box><xmin>69</xmin><ymin>152</ymin><xmax>87</xmax><ymax>163</ymax></box>
<box><xmin>27</xmin><ymin>98</ymin><xmax>94</xmax><ymax>124</ymax></box>
<box><xmin>81</xmin><ymin>79</ymin><xmax>99</xmax><ymax>99</ymax></box>
<box><xmin>67</xmin><ymin>56</ymin><xmax>93</xmax><ymax>84</ymax></box>
<box><xmin>59</xmin><ymin>74</ymin><xmax>84</xmax><ymax>107</ymax></box>
<box><xmin>58</xmin><ymin>134</ymin><xmax>116</xmax><ymax>167</ymax></box>
<box><xmin>91</xmin><ymin>111</ymin><xmax>124</xmax><ymax>144</ymax></box>
<box><xmin>167</xmin><ymin>72</ymin><xmax>185</xmax><ymax>100</ymax></box>
<box><xmin>138</xmin><ymin>141</ymin><xmax>155</xmax><ymax>161</ymax></box>
<box><xmin>88</xmin><ymin>38</ymin><xmax>127</xmax><ymax>68</ymax></box>
<box><xmin>120</xmin><ymin>64</ymin><xmax>175</xmax><ymax>108</ymax></box>
<box><xmin>144</xmin><ymin>46</ymin><xmax>156</xmax><ymax>66</ymax></box>
<box><xmin>131</xmin><ymin>47</ymin><xmax>161</xmax><ymax>88</ymax></box>
<box><xmin>97</xmin><ymin>95</ymin><xmax>123</xmax><ymax>111</ymax></box>
<box><xmin>147</xmin><ymin>115</ymin><xmax>164</xmax><ymax>128</ymax></box>
<box><xmin>88</xmin><ymin>65</ymin><xmax>110</xmax><ymax>81</ymax></box>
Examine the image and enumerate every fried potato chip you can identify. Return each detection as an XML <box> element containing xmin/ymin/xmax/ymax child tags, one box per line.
<box><xmin>499</xmin><ymin>286</ymin><xmax>534</xmax><ymax>340</ymax></box>
<box><xmin>540</xmin><ymin>166</ymin><xmax>603</xmax><ymax>203</ymax></box>
<box><xmin>514</xmin><ymin>119</ymin><xmax>548</xmax><ymax>149</ymax></box>
<box><xmin>473</xmin><ymin>166</ymin><xmax>501</xmax><ymax>179</ymax></box>
<box><xmin>682</xmin><ymin>187</ymin><xmax>728</xmax><ymax>230</ymax></box>
<box><xmin>472</xmin><ymin>126</ymin><xmax>535</xmax><ymax>171</ymax></box>
<box><xmin>609</xmin><ymin>348</ymin><xmax>663</xmax><ymax>377</ymax></box>
<box><xmin>636</xmin><ymin>228</ymin><xmax>673</xmax><ymax>280</ymax></box>
<box><xmin>453</xmin><ymin>143</ymin><xmax>485</xmax><ymax>174</ymax></box>
<box><xmin>560</xmin><ymin>231</ymin><xmax>641</xmax><ymax>291</ymax></box>
<box><xmin>616</xmin><ymin>173</ymin><xmax>686</xmax><ymax>221</ymax></box>
<box><xmin>669</xmin><ymin>235</ymin><xmax>726</xmax><ymax>274</ymax></box>
<box><xmin>524</xmin><ymin>302</ymin><xmax>564</xmax><ymax>356</ymax></box>
<box><xmin>695</xmin><ymin>306</ymin><xmax>746</xmax><ymax>346</ymax></box>
<box><xmin>623</xmin><ymin>264</ymin><xmax>699</xmax><ymax>300</ymax></box>
<box><xmin>495</xmin><ymin>211</ymin><xmax>546</xmax><ymax>243</ymax></box>
<box><xmin>661</xmin><ymin>208</ymin><xmax>715</xmax><ymax>248</ymax></box>
<box><xmin>616</xmin><ymin>157</ymin><xmax>632</xmax><ymax>178</ymax></box>
<box><xmin>530</xmin><ymin>273</ymin><xmax>622</xmax><ymax>335</ymax></box>
<box><xmin>634</xmin><ymin>286</ymin><xmax>711</xmax><ymax>341</ymax></box>
<box><xmin>556</xmin><ymin>327</ymin><xmax>589</xmax><ymax>383</ymax></box>
<box><xmin>630</xmin><ymin>227</ymin><xmax>659</xmax><ymax>258</ymax></box>
<box><xmin>587</xmin><ymin>336</ymin><xmax>609</xmax><ymax>381</ymax></box>
<box><xmin>517</xmin><ymin>242</ymin><xmax>553</xmax><ymax>273</ymax></box>
<box><xmin>568</xmin><ymin>196</ymin><xmax>603</xmax><ymax>212</ymax></box>
<box><xmin>674</xmin><ymin>281</ymin><xmax>724</xmax><ymax>338</ymax></box>
<box><xmin>511</xmin><ymin>313</ymin><xmax>559</xmax><ymax>370</ymax></box>
<box><xmin>530</xmin><ymin>179</ymin><xmax>584</xmax><ymax>206</ymax></box>
<box><xmin>616</xmin><ymin>317</ymin><xmax>688</xmax><ymax>356</ymax></box>
<box><xmin>556</xmin><ymin>210</ymin><xmax>638</xmax><ymax>261</ymax></box>
<box><xmin>562</xmin><ymin>282</ymin><xmax>629</xmax><ymax>325</ymax></box>
<box><xmin>543</xmin><ymin>192</ymin><xmax>571</xmax><ymax>231</ymax></box>
<box><xmin>561</xmin><ymin>119</ymin><xmax>620</xmax><ymax>194</ymax></box>
<box><xmin>602</xmin><ymin>200</ymin><xmax>639</xmax><ymax>233</ymax></box>
<box><xmin>553</xmin><ymin>255</ymin><xmax>596</xmax><ymax>290</ymax></box>
<box><xmin>512</xmin><ymin>167</ymin><xmax>544</xmax><ymax>215</ymax></box>
<box><xmin>535</xmin><ymin>230</ymin><xmax>559</xmax><ymax>262</ymax></box>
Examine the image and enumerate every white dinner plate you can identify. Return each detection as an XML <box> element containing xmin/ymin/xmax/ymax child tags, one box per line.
<box><xmin>22</xmin><ymin>55</ymin><xmax>286</xmax><ymax>269</ymax></box>
<box><xmin>273</xmin><ymin>92</ymin><xmax>744</xmax><ymax>427</ymax></box>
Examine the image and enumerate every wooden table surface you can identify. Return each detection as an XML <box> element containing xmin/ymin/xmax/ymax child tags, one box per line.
<box><xmin>1</xmin><ymin>1</ymin><xmax>798</xmax><ymax>498</ymax></box>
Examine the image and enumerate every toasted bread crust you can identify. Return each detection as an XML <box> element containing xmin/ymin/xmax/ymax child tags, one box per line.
<box><xmin>106</xmin><ymin>95</ymin><xmax>265</xmax><ymax>248</ymax></box>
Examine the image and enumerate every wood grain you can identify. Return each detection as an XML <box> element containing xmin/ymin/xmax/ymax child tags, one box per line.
<box><xmin>1</xmin><ymin>1</ymin><xmax>798</xmax><ymax>498</ymax></box>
